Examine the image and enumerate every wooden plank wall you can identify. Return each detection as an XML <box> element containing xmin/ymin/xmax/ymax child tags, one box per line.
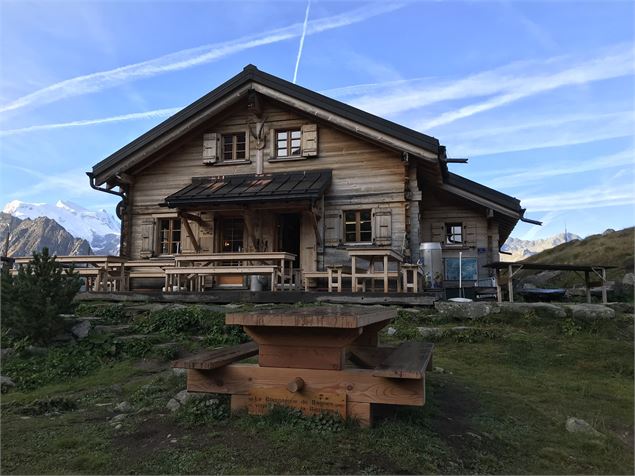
<box><xmin>128</xmin><ymin>100</ymin><xmax>410</xmax><ymax>271</ymax></box>
<box><xmin>420</xmin><ymin>187</ymin><xmax>499</xmax><ymax>283</ymax></box>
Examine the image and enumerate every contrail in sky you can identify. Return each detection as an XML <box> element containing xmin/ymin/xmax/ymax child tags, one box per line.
<box><xmin>0</xmin><ymin>2</ymin><xmax>403</xmax><ymax>115</ymax></box>
<box><xmin>293</xmin><ymin>0</ymin><xmax>312</xmax><ymax>84</ymax></box>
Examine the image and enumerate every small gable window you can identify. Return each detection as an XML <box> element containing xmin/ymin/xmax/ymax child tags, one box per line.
<box><xmin>276</xmin><ymin>129</ymin><xmax>301</xmax><ymax>158</ymax></box>
<box><xmin>221</xmin><ymin>132</ymin><xmax>246</xmax><ymax>162</ymax></box>
<box><xmin>445</xmin><ymin>223</ymin><xmax>463</xmax><ymax>245</ymax></box>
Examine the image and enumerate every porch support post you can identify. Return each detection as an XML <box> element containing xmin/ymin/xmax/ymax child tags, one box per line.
<box><xmin>507</xmin><ymin>264</ymin><xmax>514</xmax><ymax>303</ymax></box>
<box><xmin>584</xmin><ymin>271</ymin><xmax>591</xmax><ymax>304</ymax></box>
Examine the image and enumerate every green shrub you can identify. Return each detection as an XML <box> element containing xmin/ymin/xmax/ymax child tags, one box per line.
<box><xmin>75</xmin><ymin>303</ymin><xmax>130</xmax><ymax>323</ymax></box>
<box><xmin>1</xmin><ymin>249</ymin><xmax>81</xmax><ymax>345</ymax></box>
<box><xmin>175</xmin><ymin>395</ymin><xmax>229</xmax><ymax>425</ymax></box>
<box><xmin>135</xmin><ymin>306</ymin><xmax>248</xmax><ymax>345</ymax></box>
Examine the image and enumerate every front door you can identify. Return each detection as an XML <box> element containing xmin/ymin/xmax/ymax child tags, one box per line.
<box><xmin>277</xmin><ymin>213</ymin><xmax>301</xmax><ymax>268</ymax></box>
<box><xmin>217</xmin><ymin>217</ymin><xmax>244</xmax><ymax>287</ymax></box>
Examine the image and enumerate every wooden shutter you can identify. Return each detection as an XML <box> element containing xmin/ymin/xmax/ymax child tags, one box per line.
<box><xmin>373</xmin><ymin>210</ymin><xmax>392</xmax><ymax>245</ymax></box>
<box><xmin>139</xmin><ymin>218</ymin><xmax>155</xmax><ymax>258</ymax></box>
<box><xmin>202</xmin><ymin>133</ymin><xmax>219</xmax><ymax>164</ymax></box>
<box><xmin>301</xmin><ymin>124</ymin><xmax>318</xmax><ymax>157</ymax></box>
<box><xmin>324</xmin><ymin>211</ymin><xmax>342</xmax><ymax>247</ymax></box>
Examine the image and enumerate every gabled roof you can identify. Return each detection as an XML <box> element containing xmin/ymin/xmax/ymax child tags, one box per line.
<box><xmin>91</xmin><ymin>65</ymin><xmax>439</xmax><ymax>179</ymax></box>
<box><xmin>163</xmin><ymin>170</ymin><xmax>332</xmax><ymax>207</ymax></box>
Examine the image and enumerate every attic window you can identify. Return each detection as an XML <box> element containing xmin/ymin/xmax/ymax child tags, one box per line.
<box><xmin>222</xmin><ymin>132</ymin><xmax>246</xmax><ymax>161</ymax></box>
<box><xmin>445</xmin><ymin>223</ymin><xmax>463</xmax><ymax>245</ymax></box>
<box><xmin>276</xmin><ymin>129</ymin><xmax>301</xmax><ymax>158</ymax></box>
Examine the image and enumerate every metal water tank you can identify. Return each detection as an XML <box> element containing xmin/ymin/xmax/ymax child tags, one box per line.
<box><xmin>419</xmin><ymin>242</ymin><xmax>443</xmax><ymax>289</ymax></box>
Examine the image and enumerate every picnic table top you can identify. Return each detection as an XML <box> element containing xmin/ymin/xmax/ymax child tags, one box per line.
<box><xmin>346</xmin><ymin>247</ymin><xmax>404</xmax><ymax>261</ymax></box>
<box><xmin>226</xmin><ymin>306</ymin><xmax>397</xmax><ymax>329</ymax></box>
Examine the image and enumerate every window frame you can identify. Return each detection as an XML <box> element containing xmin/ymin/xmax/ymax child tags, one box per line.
<box><xmin>157</xmin><ymin>218</ymin><xmax>182</xmax><ymax>256</ymax></box>
<box><xmin>220</xmin><ymin>131</ymin><xmax>247</xmax><ymax>163</ymax></box>
<box><xmin>343</xmin><ymin>209</ymin><xmax>373</xmax><ymax>244</ymax></box>
<box><xmin>445</xmin><ymin>222</ymin><xmax>464</xmax><ymax>245</ymax></box>
<box><xmin>275</xmin><ymin>128</ymin><xmax>302</xmax><ymax>159</ymax></box>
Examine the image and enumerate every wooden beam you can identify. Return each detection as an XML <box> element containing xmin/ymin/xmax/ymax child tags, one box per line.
<box><xmin>181</xmin><ymin>218</ymin><xmax>201</xmax><ymax>253</ymax></box>
<box><xmin>372</xmin><ymin>342</ymin><xmax>433</xmax><ymax>380</ymax></box>
<box><xmin>508</xmin><ymin>264</ymin><xmax>514</xmax><ymax>303</ymax></box>
<box><xmin>172</xmin><ymin>341</ymin><xmax>258</xmax><ymax>369</ymax></box>
<box><xmin>585</xmin><ymin>271</ymin><xmax>591</xmax><ymax>304</ymax></box>
<box><xmin>187</xmin><ymin>364</ymin><xmax>425</xmax><ymax>406</ymax></box>
<box><xmin>179</xmin><ymin>211</ymin><xmax>204</xmax><ymax>225</ymax></box>
<box><xmin>309</xmin><ymin>207</ymin><xmax>322</xmax><ymax>247</ymax></box>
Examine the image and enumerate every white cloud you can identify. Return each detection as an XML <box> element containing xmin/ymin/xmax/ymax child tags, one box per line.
<box><xmin>325</xmin><ymin>44</ymin><xmax>633</xmax><ymax>122</ymax></box>
<box><xmin>521</xmin><ymin>183</ymin><xmax>635</xmax><ymax>212</ymax></box>
<box><xmin>0</xmin><ymin>2</ymin><xmax>404</xmax><ymax>115</ymax></box>
<box><xmin>4</xmin><ymin>165</ymin><xmax>95</xmax><ymax>199</ymax></box>
<box><xmin>0</xmin><ymin>108</ymin><xmax>181</xmax><ymax>137</ymax></box>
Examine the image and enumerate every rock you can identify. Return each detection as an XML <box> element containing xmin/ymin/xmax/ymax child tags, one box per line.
<box><xmin>602</xmin><ymin>228</ymin><xmax>615</xmax><ymax>235</ymax></box>
<box><xmin>386</xmin><ymin>326</ymin><xmax>397</xmax><ymax>336</ymax></box>
<box><xmin>497</xmin><ymin>302</ymin><xmax>567</xmax><ymax>319</ymax></box>
<box><xmin>114</xmin><ymin>424</ymin><xmax>122</xmax><ymax>430</ymax></box>
<box><xmin>434</xmin><ymin>301</ymin><xmax>496</xmax><ymax>320</ymax></box>
<box><xmin>433</xmin><ymin>366</ymin><xmax>445</xmax><ymax>373</ymax></box>
<box><xmin>622</xmin><ymin>273</ymin><xmax>634</xmax><ymax>286</ymax></box>
<box><xmin>606</xmin><ymin>302</ymin><xmax>634</xmax><ymax>314</ymax></box>
<box><xmin>110</xmin><ymin>413</ymin><xmax>127</xmax><ymax>424</ymax></box>
<box><xmin>417</xmin><ymin>327</ymin><xmax>442</xmax><ymax>338</ymax></box>
<box><xmin>71</xmin><ymin>320</ymin><xmax>92</xmax><ymax>339</ymax></box>
<box><xmin>26</xmin><ymin>346</ymin><xmax>48</xmax><ymax>356</ymax></box>
<box><xmin>170</xmin><ymin>438</ymin><xmax>178</xmax><ymax>443</ymax></box>
<box><xmin>565</xmin><ymin>304</ymin><xmax>615</xmax><ymax>321</ymax></box>
<box><xmin>172</xmin><ymin>368</ymin><xmax>187</xmax><ymax>376</ymax></box>
<box><xmin>0</xmin><ymin>375</ymin><xmax>16</xmax><ymax>388</ymax></box>
<box><xmin>566</xmin><ymin>417</ymin><xmax>603</xmax><ymax>437</ymax></box>
<box><xmin>166</xmin><ymin>398</ymin><xmax>181</xmax><ymax>412</ymax></box>
<box><xmin>224</xmin><ymin>303</ymin><xmax>242</xmax><ymax>309</ymax></box>
<box><xmin>0</xmin><ymin>348</ymin><xmax>15</xmax><ymax>360</ymax></box>
<box><xmin>114</xmin><ymin>401</ymin><xmax>133</xmax><ymax>413</ymax></box>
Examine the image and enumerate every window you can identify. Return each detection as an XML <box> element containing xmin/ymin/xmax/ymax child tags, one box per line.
<box><xmin>221</xmin><ymin>132</ymin><xmax>246</xmax><ymax>162</ymax></box>
<box><xmin>158</xmin><ymin>218</ymin><xmax>181</xmax><ymax>255</ymax></box>
<box><xmin>276</xmin><ymin>129</ymin><xmax>301</xmax><ymax>158</ymax></box>
<box><xmin>344</xmin><ymin>210</ymin><xmax>372</xmax><ymax>243</ymax></box>
<box><xmin>221</xmin><ymin>217</ymin><xmax>244</xmax><ymax>252</ymax></box>
<box><xmin>445</xmin><ymin>223</ymin><xmax>463</xmax><ymax>245</ymax></box>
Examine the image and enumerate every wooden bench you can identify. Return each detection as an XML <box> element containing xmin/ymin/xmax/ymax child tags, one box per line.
<box><xmin>302</xmin><ymin>265</ymin><xmax>349</xmax><ymax>292</ymax></box>
<box><xmin>349</xmin><ymin>341</ymin><xmax>434</xmax><ymax>379</ymax></box>
<box><xmin>165</xmin><ymin>266</ymin><xmax>278</xmax><ymax>292</ymax></box>
<box><xmin>353</xmin><ymin>271</ymin><xmax>402</xmax><ymax>292</ymax></box>
<box><xmin>172</xmin><ymin>341</ymin><xmax>259</xmax><ymax>369</ymax></box>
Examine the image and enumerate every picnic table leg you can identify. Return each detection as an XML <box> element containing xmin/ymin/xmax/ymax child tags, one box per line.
<box><xmin>337</xmin><ymin>268</ymin><xmax>342</xmax><ymax>292</ymax></box>
<box><xmin>327</xmin><ymin>268</ymin><xmax>333</xmax><ymax>292</ymax></box>
<box><xmin>351</xmin><ymin>256</ymin><xmax>358</xmax><ymax>293</ymax></box>
<box><xmin>383</xmin><ymin>256</ymin><xmax>389</xmax><ymax>293</ymax></box>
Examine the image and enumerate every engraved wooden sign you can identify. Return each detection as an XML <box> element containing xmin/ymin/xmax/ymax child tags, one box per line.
<box><xmin>247</xmin><ymin>388</ymin><xmax>346</xmax><ymax>418</ymax></box>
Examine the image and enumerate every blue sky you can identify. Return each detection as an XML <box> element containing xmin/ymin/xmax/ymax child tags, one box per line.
<box><xmin>0</xmin><ymin>0</ymin><xmax>633</xmax><ymax>240</ymax></box>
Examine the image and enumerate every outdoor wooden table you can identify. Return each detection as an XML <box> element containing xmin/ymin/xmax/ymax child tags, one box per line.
<box><xmin>174</xmin><ymin>306</ymin><xmax>434</xmax><ymax>427</ymax></box>
<box><xmin>168</xmin><ymin>252</ymin><xmax>296</xmax><ymax>292</ymax></box>
<box><xmin>13</xmin><ymin>255</ymin><xmax>127</xmax><ymax>292</ymax></box>
<box><xmin>347</xmin><ymin>247</ymin><xmax>404</xmax><ymax>293</ymax></box>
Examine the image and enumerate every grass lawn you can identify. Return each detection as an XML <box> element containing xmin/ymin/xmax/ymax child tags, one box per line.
<box><xmin>1</xmin><ymin>304</ymin><xmax>633</xmax><ymax>474</ymax></box>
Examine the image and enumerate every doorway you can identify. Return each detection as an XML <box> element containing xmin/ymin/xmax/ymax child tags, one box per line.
<box><xmin>277</xmin><ymin>213</ymin><xmax>301</xmax><ymax>268</ymax></box>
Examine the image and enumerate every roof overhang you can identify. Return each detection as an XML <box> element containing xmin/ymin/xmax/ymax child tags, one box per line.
<box><xmin>163</xmin><ymin>170</ymin><xmax>332</xmax><ymax>208</ymax></box>
<box><xmin>91</xmin><ymin>65</ymin><xmax>439</xmax><ymax>185</ymax></box>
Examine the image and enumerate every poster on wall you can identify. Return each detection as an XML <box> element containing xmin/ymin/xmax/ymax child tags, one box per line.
<box><xmin>444</xmin><ymin>258</ymin><xmax>478</xmax><ymax>281</ymax></box>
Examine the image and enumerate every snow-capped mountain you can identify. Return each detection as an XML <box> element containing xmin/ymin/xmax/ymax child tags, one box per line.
<box><xmin>501</xmin><ymin>232</ymin><xmax>582</xmax><ymax>262</ymax></box>
<box><xmin>2</xmin><ymin>200</ymin><xmax>120</xmax><ymax>255</ymax></box>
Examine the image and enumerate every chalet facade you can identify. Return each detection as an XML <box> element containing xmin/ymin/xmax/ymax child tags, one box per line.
<box><xmin>89</xmin><ymin>65</ymin><xmax>537</xmax><ymax>293</ymax></box>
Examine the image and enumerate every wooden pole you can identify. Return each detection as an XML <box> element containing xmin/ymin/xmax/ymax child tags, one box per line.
<box><xmin>601</xmin><ymin>268</ymin><xmax>608</xmax><ymax>304</ymax></box>
<box><xmin>507</xmin><ymin>264</ymin><xmax>514</xmax><ymax>303</ymax></box>
<box><xmin>584</xmin><ymin>270</ymin><xmax>591</xmax><ymax>304</ymax></box>
<box><xmin>496</xmin><ymin>268</ymin><xmax>502</xmax><ymax>303</ymax></box>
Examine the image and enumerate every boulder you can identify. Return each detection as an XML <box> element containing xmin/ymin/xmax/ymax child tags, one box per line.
<box><xmin>566</xmin><ymin>417</ymin><xmax>603</xmax><ymax>437</ymax></box>
<box><xmin>386</xmin><ymin>327</ymin><xmax>397</xmax><ymax>336</ymax></box>
<box><xmin>0</xmin><ymin>375</ymin><xmax>16</xmax><ymax>389</ymax></box>
<box><xmin>114</xmin><ymin>401</ymin><xmax>133</xmax><ymax>413</ymax></box>
<box><xmin>497</xmin><ymin>302</ymin><xmax>567</xmax><ymax>319</ymax></box>
<box><xmin>166</xmin><ymin>398</ymin><xmax>181</xmax><ymax>412</ymax></box>
<box><xmin>172</xmin><ymin>368</ymin><xmax>187</xmax><ymax>376</ymax></box>
<box><xmin>417</xmin><ymin>327</ymin><xmax>442</xmax><ymax>338</ymax></box>
<box><xmin>109</xmin><ymin>413</ymin><xmax>127</xmax><ymax>425</ymax></box>
<box><xmin>71</xmin><ymin>320</ymin><xmax>92</xmax><ymax>339</ymax></box>
<box><xmin>622</xmin><ymin>273</ymin><xmax>634</xmax><ymax>286</ymax></box>
<box><xmin>434</xmin><ymin>301</ymin><xmax>496</xmax><ymax>320</ymax></box>
<box><xmin>565</xmin><ymin>304</ymin><xmax>615</xmax><ymax>321</ymax></box>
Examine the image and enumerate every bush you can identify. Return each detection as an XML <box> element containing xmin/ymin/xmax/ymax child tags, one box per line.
<box><xmin>1</xmin><ymin>248</ymin><xmax>81</xmax><ymax>345</ymax></box>
<box><xmin>135</xmin><ymin>306</ymin><xmax>248</xmax><ymax>345</ymax></box>
<box><xmin>75</xmin><ymin>303</ymin><xmax>130</xmax><ymax>323</ymax></box>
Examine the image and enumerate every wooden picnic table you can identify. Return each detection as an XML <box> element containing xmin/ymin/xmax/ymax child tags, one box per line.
<box><xmin>13</xmin><ymin>255</ymin><xmax>127</xmax><ymax>292</ymax></box>
<box><xmin>347</xmin><ymin>247</ymin><xmax>404</xmax><ymax>293</ymax></box>
<box><xmin>166</xmin><ymin>252</ymin><xmax>296</xmax><ymax>292</ymax></box>
<box><xmin>174</xmin><ymin>306</ymin><xmax>434</xmax><ymax>427</ymax></box>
